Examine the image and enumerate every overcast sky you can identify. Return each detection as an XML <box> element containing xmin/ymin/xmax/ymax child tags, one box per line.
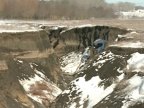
<box><xmin>106</xmin><ymin>0</ymin><xmax>144</xmax><ymax>6</ymax></box>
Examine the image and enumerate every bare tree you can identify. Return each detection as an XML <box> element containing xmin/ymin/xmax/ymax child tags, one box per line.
<box><xmin>0</xmin><ymin>0</ymin><xmax>117</xmax><ymax>19</ymax></box>
<box><xmin>111</xmin><ymin>2</ymin><xmax>135</xmax><ymax>12</ymax></box>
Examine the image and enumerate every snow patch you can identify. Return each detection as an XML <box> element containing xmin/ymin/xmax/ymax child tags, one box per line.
<box><xmin>93</xmin><ymin>51</ymin><xmax>116</xmax><ymax>68</ymax></box>
<box><xmin>60</xmin><ymin>24</ymin><xmax>94</xmax><ymax>34</ymax></box>
<box><xmin>69</xmin><ymin>102</ymin><xmax>77</xmax><ymax>108</ymax></box>
<box><xmin>122</xmin><ymin>75</ymin><xmax>144</xmax><ymax>108</ymax></box>
<box><xmin>111</xmin><ymin>41</ymin><xmax>144</xmax><ymax>48</ymax></box>
<box><xmin>127</xmin><ymin>52</ymin><xmax>144</xmax><ymax>72</ymax></box>
<box><xmin>60</xmin><ymin>52</ymin><xmax>82</xmax><ymax>74</ymax></box>
<box><xmin>120</xmin><ymin>9</ymin><xmax>144</xmax><ymax>19</ymax></box>
<box><xmin>19</xmin><ymin>69</ymin><xmax>61</xmax><ymax>104</ymax></box>
<box><xmin>76</xmin><ymin>24</ymin><xmax>94</xmax><ymax>28</ymax></box>
<box><xmin>0</xmin><ymin>20</ymin><xmax>42</xmax><ymax>33</ymax></box>
<box><xmin>117</xmin><ymin>73</ymin><xmax>125</xmax><ymax>81</ymax></box>
<box><xmin>69</xmin><ymin>76</ymin><xmax>116</xmax><ymax>108</ymax></box>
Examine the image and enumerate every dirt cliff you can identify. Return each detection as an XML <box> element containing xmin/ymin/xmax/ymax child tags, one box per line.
<box><xmin>0</xmin><ymin>23</ymin><xmax>132</xmax><ymax>108</ymax></box>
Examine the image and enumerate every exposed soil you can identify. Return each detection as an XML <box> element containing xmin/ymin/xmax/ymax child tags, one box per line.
<box><xmin>0</xmin><ymin>19</ymin><xmax>144</xmax><ymax>108</ymax></box>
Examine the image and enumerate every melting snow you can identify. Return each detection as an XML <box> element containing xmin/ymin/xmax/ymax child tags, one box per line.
<box><xmin>117</xmin><ymin>73</ymin><xmax>125</xmax><ymax>81</ymax></box>
<box><xmin>69</xmin><ymin>102</ymin><xmax>77</xmax><ymax>108</ymax></box>
<box><xmin>60</xmin><ymin>52</ymin><xmax>82</xmax><ymax>74</ymax></box>
<box><xmin>121</xmin><ymin>41</ymin><xmax>144</xmax><ymax>48</ymax></box>
<box><xmin>122</xmin><ymin>75</ymin><xmax>144</xmax><ymax>108</ymax></box>
<box><xmin>111</xmin><ymin>41</ymin><xmax>144</xmax><ymax>48</ymax></box>
<box><xmin>93</xmin><ymin>51</ymin><xmax>119</xmax><ymax>69</ymax></box>
<box><xmin>19</xmin><ymin>68</ymin><xmax>62</xmax><ymax>104</ymax></box>
<box><xmin>120</xmin><ymin>9</ymin><xmax>144</xmax><ymax>18</ymax></box>
<box><xmin>0</xmin><ymin>20</ymin><xmax>42</xmax><ymax>33</ymax></box>
<box><xmin>69</xmin><ymin>76</ymin><xmax>116</xmax><ymax>108</ymax></box>
<box><xmin>60</xmin><ymin>51</ymin><xmax>126</xmax><ymax>108</ymax></box>
<box><xmin>60</xmin><ymin>24</ymin><xmax>94</xmax><ymax>34</ymax></box>
<box><xmin>76</xmin><ymin>24</ymin><xmax>94</xmax><ymax>28</ymax></box>
<box><xmin>127</xmin><ymin>52</ymin><xmax>144</xmax><ymax>72</ymax></box>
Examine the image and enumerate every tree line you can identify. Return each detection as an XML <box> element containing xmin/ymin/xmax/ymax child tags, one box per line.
<box><xmin>0</xmin><ymin>0</ymin><xmax>136</xmax><ymax>20</ymax></box>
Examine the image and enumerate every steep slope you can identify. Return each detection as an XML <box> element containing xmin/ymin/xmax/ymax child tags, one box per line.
<box><xmin>50</xmin><ymin>51</ymin><xmax>127</xmax><ymax>108</ymax></box>
<box><xmin>0</xmin><ymin>26</ymin><xmax>64</xmax><ymax>108</ymax></box>
<box><xmin>94</xmin><ymin>52</ymin><xmax>144</xmax><ymax>108</ymax></box>
<box><xmin>43</xmin><ymin>25</ymin><xmax>128</xmax><ymax>54</ymax></box>
<box><xmin>50</xmin><ymin>27</ymin><xmax>144</xmax><ymax>108</ymax></box>
<box><xmin>51</xmin><ymin>51</ymin><xmax>144</xmax><ymax>108</ymax></box>
<box><xmin>0</xmin><ymin>21</ymin><xmax>139</xmax><ymax>108</ymax></box>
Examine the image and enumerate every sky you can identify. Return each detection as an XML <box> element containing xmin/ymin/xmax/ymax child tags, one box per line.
<box><xmin>106</xmin><ymin>0</ymin><xmax>144</xmax><ymax>6</ymax></box>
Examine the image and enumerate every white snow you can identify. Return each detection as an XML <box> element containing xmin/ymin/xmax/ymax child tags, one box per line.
<box><xmin>122</xmin><ymin>75</ymin><xmax>144</xmax><ymax>108</ymax></box>
<box><xmin>62</xmin><ymin>90</ymin><xmax>71</xmax><ymax>94</ymax></box>
<box><xmin>48</xmin><ymin>26</ymin><xmax>66</xmax><ymax>30</ymax></box>
<box><xmin>127</xmin><ymin>52</ymin><xmax>144</xmax><ymax>72</ymax></box>
<box><xmin>93</xmin><ymin>51</ymin><xmax>117</xmax><ymax>68</ymax></box>
<box><xmin>19</xmin><ymin>74</ymin><xmax>45</xmax><ymax>103</ymax></box>
<box><xmin>117</xmin><ymin>68</ymin><xmax>123</xmax><ymax>74</ymax></box>
<box><xmin>69</xmin><ymin>102</ymin><xmax>77</xmax><ymax>108</ymax></box>
<box><xmin>60</xmin><ymin>24</ymin><xmax>94</xmax><ymax>34</ymax></box>
<box><xmin>117</xmin><ymin>73</ymin><xmax>125</xmax><ymax>81</ymax></box>
<box><xmin>14</xmin><ymin>58</ymin><xmax>23</xmax><ymax>63</ymax></box>
<box><xmin>70</xmin><ymin>76</ymin><xmax>116</xmax><ymax>108</ymax></box>
<box><xmin>19</xmin><ymin>69</ymin><xmax>62</xmax><ymax>104</ymax></box>
<box><xmin>76</xmin><ymin>24</ymin><xmax>94</xmax><ymax>28</ymax></box>
<box><xmin>60</xmin><ymin>51</ymin><xmax>125</xmax><ymax>108</ymax></box>
<box><xmin>131</xmin><ymin>31</ymin><xmax>138</xmax><ymax>34</ymax></box>
<box><xmin>0</xmin><ymin>20</ymin><xmax>42</xmax><ymax>33</ymax></box>
<box><xmin>60</xmin><ymin>52</ymin><xmax>83</xmax><ymax>74</ymax></box>
<box><xmin>17</xmin><ymin>60</ymin><xmax>23</xmax><ymax>63</ymax></box>
<box><xmin>111</xmin><ymin>41</ymin><xmax>144</xmax><ymax>48</ymax></box>
<box><xmin>118</xmin><ymin>34</ymin><xmax>125</xmax><ymax>38</ymax></box>
<box><xmin>120</xmin><ymin>9</ymin><xmax>144</xmax><ymax>19</ymax></box>
<box><xmin>117</xmin><ymin>31</ymin><xmax>137</xmax><ymax>38</ymax></box>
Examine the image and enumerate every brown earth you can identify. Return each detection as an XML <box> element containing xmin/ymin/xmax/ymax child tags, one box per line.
<box><xmin>0</xmin><ymin>19</ymin><xmax>144</xmax><ymax>108</ymax></box>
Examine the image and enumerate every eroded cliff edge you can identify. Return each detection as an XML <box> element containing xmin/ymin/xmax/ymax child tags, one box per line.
<box><xmin>0</xmin><ymin>23</ymin><xmax>134</xmax><ymax>108</ymax></box>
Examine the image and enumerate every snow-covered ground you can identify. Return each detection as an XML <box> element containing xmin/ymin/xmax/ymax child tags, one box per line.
<box><xmin>111</xmin><ymin>41</ymin><xmax>144</xmax><ymax>48</ymax></box>
<box><xmin>93</xmin><ymin>51</ymin><xmax>121</xmax><ymax>69</ymax></box>
<box><xmin>60</xmin><ymin>24</ymin><xmax>95</xmax><ymax>35</ymax></box>
<box><xmin>119</xmin><ymin>52</ymin><xmax>144</xmax><ymax>107</ymax></box>
<box><xmin>0</xmin><ymin>20</ymin><xmax>42</xmax><ymax>33</ymax></box>
<box><xmin>2</xmin><ymin>19</ymin><xmax>144</xmax><ymax>107</ymax></box>
<box><xmin>111</xmin><ymin>30</ymin><xmax>144</xmax><ymax>48</ymax></box>
<box><xmin>120</xmin><ymin>9</ymin><xmax>144</xmax><ymax>19</ymax></box>
<box><xmin>19</xmin><ymin>63</ymin><xmax>62</xmax><ymax>104</ymax></box>
<box><xmin>59</xmin><ymin>51</ymin><xmax>125</xmax><ymax>108</ymax></box>
<box><xmin>60</xmin><ymin>52</ymin><xmax>83</xmax><ymax>75</ymax></box>
<box><xmin>63</xmin><ymin>52</ymin><xmax>144</xmax><ymax>108</ymax></box>
<box><xmin>69</xmin><ymin>76</ymin><xmax>116</xmax><ymax>108</ymax></box>
<box><xmin>127</xmin><ymin>52</ymin><xmax>144</xmax><ymax>72</ymax></box>
<box><xmin>57</xmin><ymin>50</ymin><xmax>144</xmax><ymax>107</ymax></box>
<box><xmin>0</xmin><ymin>20</ymin><xmax>95</xmax><ymax>33</ymax></box>
<box><xmin>121</xmin><ymin>74</ymin><xmax>144</xmax><ymax>108</ymax></box>
<box><xmin>117</xmin><ymin>31</ymin><xmax>138</xmax><ymax>39</ymax></box>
